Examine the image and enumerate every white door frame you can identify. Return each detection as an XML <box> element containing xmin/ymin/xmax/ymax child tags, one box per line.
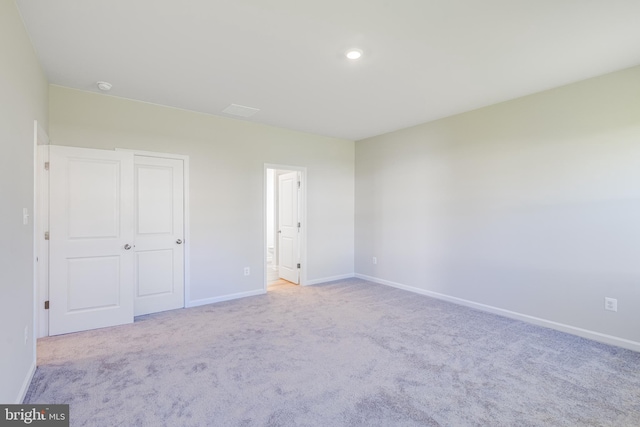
<box><xmin>264</xmin><ymin>164</ymin><xmax>307</xmax><ymax>290</ymax></box>
<box><xmin>116</xmin><ymin>149</ymin><xmax>191</xmax><ymax>307</ymax></box>
<box><xmin>34</xmin><ymin>121</ymin><xmax>49</xmax><ymax>339</ymax></box>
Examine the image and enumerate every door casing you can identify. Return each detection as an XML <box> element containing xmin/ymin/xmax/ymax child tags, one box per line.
<box><xmin>34</xmin><ymin>122</ymin><xmax>49</xmax><ymax>339</ymax></box>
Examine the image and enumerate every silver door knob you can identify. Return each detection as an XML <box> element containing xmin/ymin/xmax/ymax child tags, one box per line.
<box><xmin>124</xmin><ymin>244</ymin><xmax>132</xmax><ymax>250</ymax></box>
<box><xmin>176</xmin><ymin>239</ymin><xmax>183</xmax><ymax>244</ymax></box>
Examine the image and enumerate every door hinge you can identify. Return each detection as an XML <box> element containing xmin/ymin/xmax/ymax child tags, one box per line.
<box><xmin>44</xmin><ymin>300</ymin><xmax>49</xmax><ymax>310</ymax></box>
<box><xmin>297</xmin><ymin>263</ymin><xmax>301</xmax><ymax>269</ymax></box>
<box><xmin>297</xmin><ymin>222</ymin><xmax>301</xmax><ymax>228</ymax></box>
<box><xmin>44</xmin><ymin>231</ymin><xmax>49</xmax><ymax>240</ymax></box>
<box><xmin>44</xmin><ymin>162</ymin><xmax>49</xmax><ymax>171</ymax></box>
<box><xmin>297</xmin><ymin>181</ymin><xmax>301</xmax><ymax>189</ymax></box>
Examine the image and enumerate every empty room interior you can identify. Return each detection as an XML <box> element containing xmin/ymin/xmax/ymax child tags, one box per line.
<box><xmin>2</xmin><ymin>0</ymin><xmax>640</xmax><ymax>425</ymax></box>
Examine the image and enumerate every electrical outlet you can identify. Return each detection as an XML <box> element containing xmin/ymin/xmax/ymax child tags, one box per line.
<box><xmin>243</xmin><ymin>267</ymin><xmax>250</xmax><ymax>276</ymax></box>
<box><xmin>24</xmin><ymin>325</ymin><xmax>28</xmax><ymax>345</ymax></box>
<box><xmin>604</xmin><ymin>297</ymin><xmax>617</xmax><ymax>312</ymax></box>
<box><xmin>372</xmin><ymin>257</ymin><xmax>377</xmax><ymax>265</ymax></box>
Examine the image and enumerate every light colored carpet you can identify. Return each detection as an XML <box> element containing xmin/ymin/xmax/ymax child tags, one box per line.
<box><xmin>25</xmin><ymin>278</ymin><xmax>640</xmax><ymax>426</ymax></box>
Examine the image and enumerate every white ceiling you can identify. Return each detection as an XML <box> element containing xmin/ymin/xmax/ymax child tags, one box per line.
<box><xmin>15</xmin><ymin>0</ymin><xmax>640</xmax><ymax>141</ymax></box>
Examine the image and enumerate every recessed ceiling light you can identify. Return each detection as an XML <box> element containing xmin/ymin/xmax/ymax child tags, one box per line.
<box><xmin>97</xmin><ymin>81</ymin><xmax>112</xmax><ymax>91</ymax></box>
<box><xmin>345</xmin><ymin>49</ymin><xmax>363</xmax><ymax>60</ymax></box>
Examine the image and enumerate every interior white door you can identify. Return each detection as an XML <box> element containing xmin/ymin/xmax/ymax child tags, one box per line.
<box><xmin>133</xmin><ymin>156</ymin><xmax>184</xmax><ymax>316</ymax></box>
<box><xmin>278</xmin><ymin>171</ymin><xmax>300</xmax><ymax>284</ymax></box>
<box><xmin>49</xmin><ymin>146</ymin><xmax>134</xmax><ymax>335</ymax></box>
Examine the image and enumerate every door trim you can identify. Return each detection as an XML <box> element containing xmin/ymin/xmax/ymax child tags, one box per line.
<box><xmin>116</xmin><ymin>149</ymin><xmax>191</xmax><ymax>308</ymax></box>
<box><xmin>34</xmin><ymin>121</ymin><xmax>49</xmax><ymax>340</ymax></box>
<box><xmin>263</xmin><ymin>164</ymin><xmax>307</xmax><ymax>291</ymax></box>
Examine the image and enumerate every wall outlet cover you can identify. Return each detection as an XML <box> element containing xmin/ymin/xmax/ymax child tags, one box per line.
<box><xmin>604</xmin><ymin>297</ymin><xmax>618</xmax><ymax>312</ymax></box>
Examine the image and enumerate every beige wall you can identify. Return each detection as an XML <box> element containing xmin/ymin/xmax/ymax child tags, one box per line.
<box><xmin>356</xmin><ymin>66</ymin><xmax>640</xmax><ymax>348</ymax></box>
<box><xmin>0</xmin><ymin>0</ymin><xmax>49</xmax><ymax>403</ymax></box>
<box><xmin>49</xmin><ymin>86</ymin><xmax>355</xmax><ymax>303</ymax></box>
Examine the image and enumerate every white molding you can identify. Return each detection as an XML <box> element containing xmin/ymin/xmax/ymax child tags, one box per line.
<box><xmin>16</xmin><ymin>360</ymin><xmax>36</xmax><ymax>403</ymax></box>
<box><xmin>30</xmin><ymin>122</ymin><xmax>42</xmax><ymax>403</ymax></box>
<box><xmin>355</xmin><ymin>273</ymin><xmax>640</xmax><ymax>353</ymax></box>
<box><xmin>34</xmin><ymin>121</ymin><xmax>49</xmax><ymax>339</ymax></box>
<box><xmin>115</xmin><ymin>148</ymin><xmax>191</xmax><ymax>308</ymax></box>
<box><xmin>32</xmin><ymin>121</ymin><xmax>37</xmax><ymax>346</ymax></box>
<box><xmin>306</xmin><ymin>274</ymin><xmax>355</xmax><ymax>286</ymax></box>
<box><xmin>186</xmin><ymin>289</ymin><xmax>266</xmax><ymax>308</ymax></box>
<box><xmin>114</xmin><ymin>148</ymin><xmax>189</xmax><ymax>161</ymax></box>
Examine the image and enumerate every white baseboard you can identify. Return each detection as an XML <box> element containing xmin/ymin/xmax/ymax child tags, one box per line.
<box><xmin>16</xmin><ymin>360</ymin><xmax>36</xmax><ymax>403</ymax></box>
<box><xmin>186</xmin><ymin>289</ymin><xmax>266</xmax><ymax>308</ymax></box>
<box><xmin>355</xmin><ymin>273</ymin><xmax>640</xmax><ymax>353</ymax></box>
<box><xmin>305</xmin><ymin>273</ymin><xmax>355</xmax><ymax>286</ymax></box>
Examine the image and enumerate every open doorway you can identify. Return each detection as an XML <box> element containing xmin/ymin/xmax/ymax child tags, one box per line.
<box><xmin>264</xmin><ymin>165</ymin><xmax>306</xmax><ymax>291</ymax></box>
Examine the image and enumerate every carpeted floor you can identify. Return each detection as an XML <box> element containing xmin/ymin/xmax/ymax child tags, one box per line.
<box><xmin>25</xmin><ymin>278</ymin><xmax>640</xmax><ymax>426</ymax></box>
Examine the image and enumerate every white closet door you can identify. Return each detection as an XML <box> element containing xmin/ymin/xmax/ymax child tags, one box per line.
<box><xmin>133</xmin><ymin>156</ymin><xmax>184</xmax><ymax>316</ymax></box>
<box><xmin>49</xmin><ymin>146</ymin><xmax>134</xmax><ymax>335</ymax></box>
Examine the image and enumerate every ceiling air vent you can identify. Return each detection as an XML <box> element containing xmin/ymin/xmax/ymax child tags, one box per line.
<box><xmin>222</xmin><ymin>104</ymin><xmax>260</xmax><ymax>118</ymax></box>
